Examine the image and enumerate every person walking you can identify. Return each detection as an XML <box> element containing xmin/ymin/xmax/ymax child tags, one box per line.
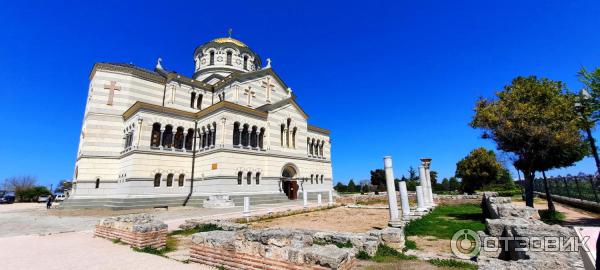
<box><xmin>46</xmin><ymin>195</ymin><xmax>52</xmax><ymax>209</ymax></box>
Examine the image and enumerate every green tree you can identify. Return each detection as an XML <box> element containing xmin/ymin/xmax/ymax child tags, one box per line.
<box><xmin>471</xmin><ymin>76</ymin><xmax>588</xmax><ymax>207</ymax></box>
<box><xmin>334</xmin><ymin>182</ymin><xmax>347</xmax><ymax>193</ymax></box>
<box><xmin>406</xmin><ymin>167</ymin><xmax>419</xmax><ymax>191</ymax></box>
<box><xmin>19</xmin><ymin>186</ymin><xmax>51</xmax><ymax>202</ymax></box>
<box><xmin>448</xmin><ymin>177</ymin><xmax>460</xmax><ymax>191</ymax></box>
<box><xmin>54</xmin><ymin>180</ymin><xmax>72</xmax><ymax>193</ymax></box>
<box><xmin>429</xmin><ymin>170</ymin><xmax>439</xmax><ymax>191</ymax></box>
<box><xmin>370</xmin><ymin>169</ymin><xmax>386</xmax><ymax>194</ymax></box>
<box><xmin>577</xmin><ymin>67</ymin><xmax>600</xmax><ymax>174</ymax></box>
<box><xmin>347</xmin><ymin>179</ymin><xmax>357</xmax><ymax>193</ymax></box>
<box><xmin>441</xmin><ymin>178</ymin><xmax>450</xmax><ymax>191</ymax></box>
<box><xmin>455</xmin><ymin>147</ymin><xmax>506</xmax><ymax>194</ymax></box>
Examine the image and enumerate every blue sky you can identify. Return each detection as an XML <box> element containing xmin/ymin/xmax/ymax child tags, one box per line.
<box><xmin>1</xmin><ymin>1</ymin><xmax>600</xmax><ymax>188</ymax></box>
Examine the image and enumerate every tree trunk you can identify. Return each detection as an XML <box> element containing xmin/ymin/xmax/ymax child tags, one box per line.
<box><xmin>541</xmin><ymin>171</ymin><xmax>556</xmax><ymax>212</ymax></box>
<box><xmin>523</xmin><ymin>169</ymin><xmax>535</xmax><ymax>207</ymax></box>
<box><xmin>585</xmin><ymin>126</ymin><xmax>600</xmax><ymax>175</ymax></box>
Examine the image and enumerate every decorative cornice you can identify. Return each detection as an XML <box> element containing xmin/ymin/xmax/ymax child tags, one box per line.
<box><xmin>122</xmin><ymin>101</ymin><xmax>268</xmax><ymax>121</ymax></box>
<box><xmin>308</xmin><ymin>125</ymin><xmax>331</xmax><ymax>135</ymax></box>
<box><xmin>91</xmin><ymin>63</ymin><xmax>166</xmax><ymax>84</ymax></box>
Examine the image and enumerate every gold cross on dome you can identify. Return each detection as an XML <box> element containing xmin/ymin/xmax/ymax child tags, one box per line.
<box><xmin>104</xmin><ymin>81</ymin><xmax>121</xmax><ymax>105</ymax></box>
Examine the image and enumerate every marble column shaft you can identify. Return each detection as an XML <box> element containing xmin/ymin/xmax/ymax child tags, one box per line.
<box><xmin>384</xmin><ymin>156</ymin><xmax>402</xmax><ymax>227</ymax></box>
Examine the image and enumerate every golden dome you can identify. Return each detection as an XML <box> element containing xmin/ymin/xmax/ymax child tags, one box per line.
<box><xmin>210</xmin><ymin>37</ymin><xmax>247</xmax><ymax>47</ymax></box>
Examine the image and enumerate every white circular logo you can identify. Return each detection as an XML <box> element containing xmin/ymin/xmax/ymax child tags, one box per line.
<box><xmin>451</xmin><ymin>229</ymin><xmax>481</xmax><ymax>259</ymax></box>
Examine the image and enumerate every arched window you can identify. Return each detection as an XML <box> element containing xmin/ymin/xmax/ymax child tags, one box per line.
<box><xmin>154</xmin><ymin>173</ymin><xmax>161</xmax><ymax>187</ymax></box>
<box><xmin>255</xmin><ymin>172</ymin><xmax>260</xmax><ymax>185</ymax></box>
<box><xmin>246</xmin><ymin>172</ymin><xmax>252</xmax><ymax>185</ymax></box>
<box><xmin>237</xmin><ymin>171</ymin><xmax>243</xmax><ymax>185</ymax></box>
<box><xmin>310</xmin><ymin>139</ymin><xmax>315</xmax><ymax>155</ymax></box>
<box><xmin>206</xmin><ymin>126</ymin><xmax>212</xmax><ymax>147</ymax></box>
<box><xmin>174</xmin><ymin>127</ymin><xmax>184</xmax><ymax>149</ymax></box>
<box><xmin>321</xmin><ymin>175</ymin><xmax>324</xmax><ymax>184</ymax></box>
<box><xmin>178</xmin><ymin>174</ymin><xmax>185</xmax><ymax>187</ymax></box>
<box><xmin>233</xmin><ymin>122</ymin><xmax>240</xmax><ymax>146</ymax></box>
<box><xmin>320</xmin><ymin>143</ymin><xmax>324</xmax><ymax>157</ymax></box>
<box><xmin>258</xmin><ymin>128</ymin><xmax>265</xmax><ymax>149</ymax></box>
<box><xmin>250</xmin><ymin>126</ymin><xmax>258</xmax><ymax>148</ymax></box>
<box><xmin>226</xmin><ymin>51</ymin><xmax>232</xmax><ymax>65</ymax></box>
<box><xmin>185</xmin><ymin>128</ymin><xmax>194</xmax><ymax>150</ymax></box>
<box><xmin>190</xmin><ymin>92</ymin><xmax>196</xmax><ymax>108</ymax></box>
<box><xmin>241</xmin><ymin>124</ymin><xmax>249</xmax><ymax>146</ymax></box>
<box><xmin>280</xmin><ymin>124</ymin><xmax>285</xmax><ymax>146</ymax></box>
<box><xmin>243</xmin><ymin>55</ymin><xmax>248</xmax><ymax>70</ymax></box>
<box><xmin>209</xmin><ymin>51</ymin><xmax>215</xmax><ymax>65</ymax></box>
<box><xmin>166</xmin><ymin>173</ymin><xmax>174</xmax><ymax>187</ymax></box>
<box><xmin>307</xmin><ymin>138</ymin><xmax>310</xmax><ymax>155</ymax></box>
<box><xmin>199</xmin><ymin>94</ymin><xmax>204</xmax><ymax>108</ymax></box>
<box><xmin>151</xmin><ymin>123</ymin><xmax>161</xmax><ymax>147</ymax></box>
<box><xmin>310</xmin><ymin>174</ymin><xmax>314</xmax><ymax>184</ymax></box>
<box><xmin>95</xmin><ymin>178</ymin><xmax>100</xmax><ymax>189</ymax></box>
<box><xmin>286</xmin><ymin>118</ymin><xmax>291</xmax><ymax>148</ymax></box>
<box><xmin>292</xmin><ymin>127</ymin><xmax>297</xmax><ymax>148</ymax></box>
<box><xmin>212</xmin><ymin>122</ymin><xmax>217</xmax><ymax>146</ymax></box>
<box><xmin>75</xmin><ymin>166</ymin><xmax>78</xmax><ymax>180</ymax></box>
<box><xmin>162</xmin><ymin>125</ymin><xmax>173</xmax><ymax>148</ymax></box>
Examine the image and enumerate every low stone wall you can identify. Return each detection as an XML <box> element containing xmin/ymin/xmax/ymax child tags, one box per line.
<box><xmin>186</xmin><ymin>220</ymin><xmax>404</xmax><ymax>269</ymax></box>
<box><xmin>477</xmin><ymin>194</ymin><xmax>584</xmax><ymax>269</ymax></box>
<box><xmin>94</xmin><ymin>214</ymin><xmax>167</xmax><ymax>249</ymax></box>
<box><xmin>335</xmin><ymin>193</ymin><xmax>389</xmax><ymax>205</ymax></box>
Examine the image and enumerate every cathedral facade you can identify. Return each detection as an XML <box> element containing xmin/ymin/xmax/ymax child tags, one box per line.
<box><xmin>64</xmin><ymin>36</ymin><xmax>333</xmax><ymax>209</ymax></box>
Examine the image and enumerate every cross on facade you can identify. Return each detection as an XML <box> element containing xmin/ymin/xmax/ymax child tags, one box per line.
<box><xmin>262</xmin><ymin>77</ymin><xmax>275</xmax><ymax>103</ymax></box>
<box><xmin>104</xmin><ymin>81</ymin><xmax>121</xmax><ymax>105</ymax></box>
<box><xmin>244</xmin><ymin>87</ymin><xmax>255</xmax><ymax>107</ymax></box>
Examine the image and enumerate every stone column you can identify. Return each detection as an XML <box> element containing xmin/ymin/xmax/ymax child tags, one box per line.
<box><xmin>159</xmin><ymin>128</ymin><xmax>165</xmax><ymax>150</ymax></box>
<box><xmin>384</xmin><ymin>156</ymin><xmax>402</xmax><ymax>227</ymax></box>
<box><xmin>328</xmin><ymin>189</ymin><xmax>334</xmax><ymax>206</ymax></box>
<box><xmin>419</xmin><ymin>166</ymin><xmax>431</xmax><ymax>208</ymax></box>
<box><xmin>135</xmin><ymin>118</ymin><xmax>143</xmax><ymax>148</ymax></box>
<box><xmin>303</xmin><ymin>190</ymin><xmax>308</xmax><ymax>209</ymax></box>
<box><xmin>424</xmin><ymin>164</ymin><xmax>436</xmax><ymax>207</ymax></box>
<box><xmin>237</xmin><ymin>129</ymin><xmax>242</xmax><ymax>147</ymax></box>
<box><xmin>243</xmin><ymin>197</ymin><xmax>250</xmax><ymax>217</ymax></box>
<box><xmin>317</xmin><ymin>194</ymin><xmax>322</xmax><ymax>207</ymax></box>
<box><xmin>181</xmin><ymin>132</ymin><xmax>187</xmax><ymax>152</ymax></box>
<box><xmin>416</xmin><ymin>186</ymin><xmax>427</xmax><ymax>212</ymax></box>
<box><xmin>398</xmin><ymin>177</ymin><xmax>410</xmax><ymax>218</ymax></box>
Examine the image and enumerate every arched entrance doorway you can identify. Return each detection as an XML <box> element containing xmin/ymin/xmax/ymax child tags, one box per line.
<box><xmin>281</xmin><ymin>165</ymin><xmax>298</xmax><ymax>200</ymax></box>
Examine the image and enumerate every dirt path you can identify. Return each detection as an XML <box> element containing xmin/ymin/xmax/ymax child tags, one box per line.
<box><xmin>512</xmin><ymin>200</ymin><xmax>600</xmax><ymax>226</ymax></box>
<box><xmin>250</xmin><ymin>207</ymin><xmax>390</xmax><ymax>232</ymax></box>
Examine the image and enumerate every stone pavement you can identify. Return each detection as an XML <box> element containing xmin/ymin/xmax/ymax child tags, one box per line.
<box><xmin>0</xmin><ymin>200</ymin><xmax>316</xmax><ymax>270</ymax></box>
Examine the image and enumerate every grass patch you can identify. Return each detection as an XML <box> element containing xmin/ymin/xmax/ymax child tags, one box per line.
<box><xmin>111</xmin><ymin>238</ymin><xmax>121</xmax><ymax>244</ymax></box>
<box><xmin>538</xmin><ymin>210</ymin><xmax>566</xmax><ymax>225</ymax></box>
<box><xmin>356</xmin><ymin>250</ymin><xmax>371</xmax><ymax>260</ymax></box>
<box><xmin>313</xmin><ymin>239</ymin><xmax>353</xmax><ymax>248</ymax></box>
<box><xmin>371</xmin><ymin>244</ymin><xmax>417</xmax><ymax>263</ymax></box>
<box><xmin>404</xmin><ymin>239</ymin><xmax>417</xmax><ymax>250</ymax></box>
<box><xmin>168</xmin><ymin>223</ymin><xmax>222</xmax><ymax>236</ymax></box>
<box><xmin>404</xmin><ymin>204</ymin><xmax>485</xmax><ymax>239</ymax></box>
<box><xmin>428</xmin><ymin>258</ymin><xmax>477</xmax><ymax>270</ymax></box>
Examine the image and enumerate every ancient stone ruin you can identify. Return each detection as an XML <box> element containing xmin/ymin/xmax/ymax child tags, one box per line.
<box><xmin>184</xmin><ymin>220</ymin><xmax>404</xmax><ymax>270</ymax></box>
<box><xmin>478</xmin><ymin>194</ymin><xmax>585</xmax><ymax>269</ymax></box>
<box><xmin>95</xmin><ymin>213</ymin><xmax>167</xmax><ymax>249</ymax></box>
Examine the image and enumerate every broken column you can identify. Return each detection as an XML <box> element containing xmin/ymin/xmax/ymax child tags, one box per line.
<box><xmin>303</xmin><ymin>190</ymin><xmax>308</xmax><ymax>209</ymax></box>
<box><xmin>398</xmin><ymin>177</ymin><xmax>410</xmax><ymax>218</ymax></box>
<box><xmin>243</xmin><ymin>197</ymin><xmax>250</xmax><ymax>217</ymax></box>
<box><xmin>384</xmin><ymin>156</ymin><xmax>402</xmax><ymax>227</ymax></box>
<box><xmin>328</xmin><ymin>189</ymin><xmax>334</xmax><ymax>206</ymax></box>
<box><xmin>317</xmin><ymin>193</ymin><xmax>322</xmax><ymax>207</ymax></box>
<box><xmin>416</xmin><ymin>186</ymin><xmax>428</xmax><ymax>212</ymax></box>
<box><xmin>422</xmin><ymin>158</ymin><xmax>436</xmax><ymax>207</ymax></box>
<box><xmin>418</xmin><ymin>165</ymin><xmax>432</xmax><ymax>208</ymax></box>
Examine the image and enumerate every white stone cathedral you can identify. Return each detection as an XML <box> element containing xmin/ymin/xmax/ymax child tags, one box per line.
<box><xmin>64</xmin><ymin>36</ymin><xmax>333</xmax><ymax>209</ymax></box>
